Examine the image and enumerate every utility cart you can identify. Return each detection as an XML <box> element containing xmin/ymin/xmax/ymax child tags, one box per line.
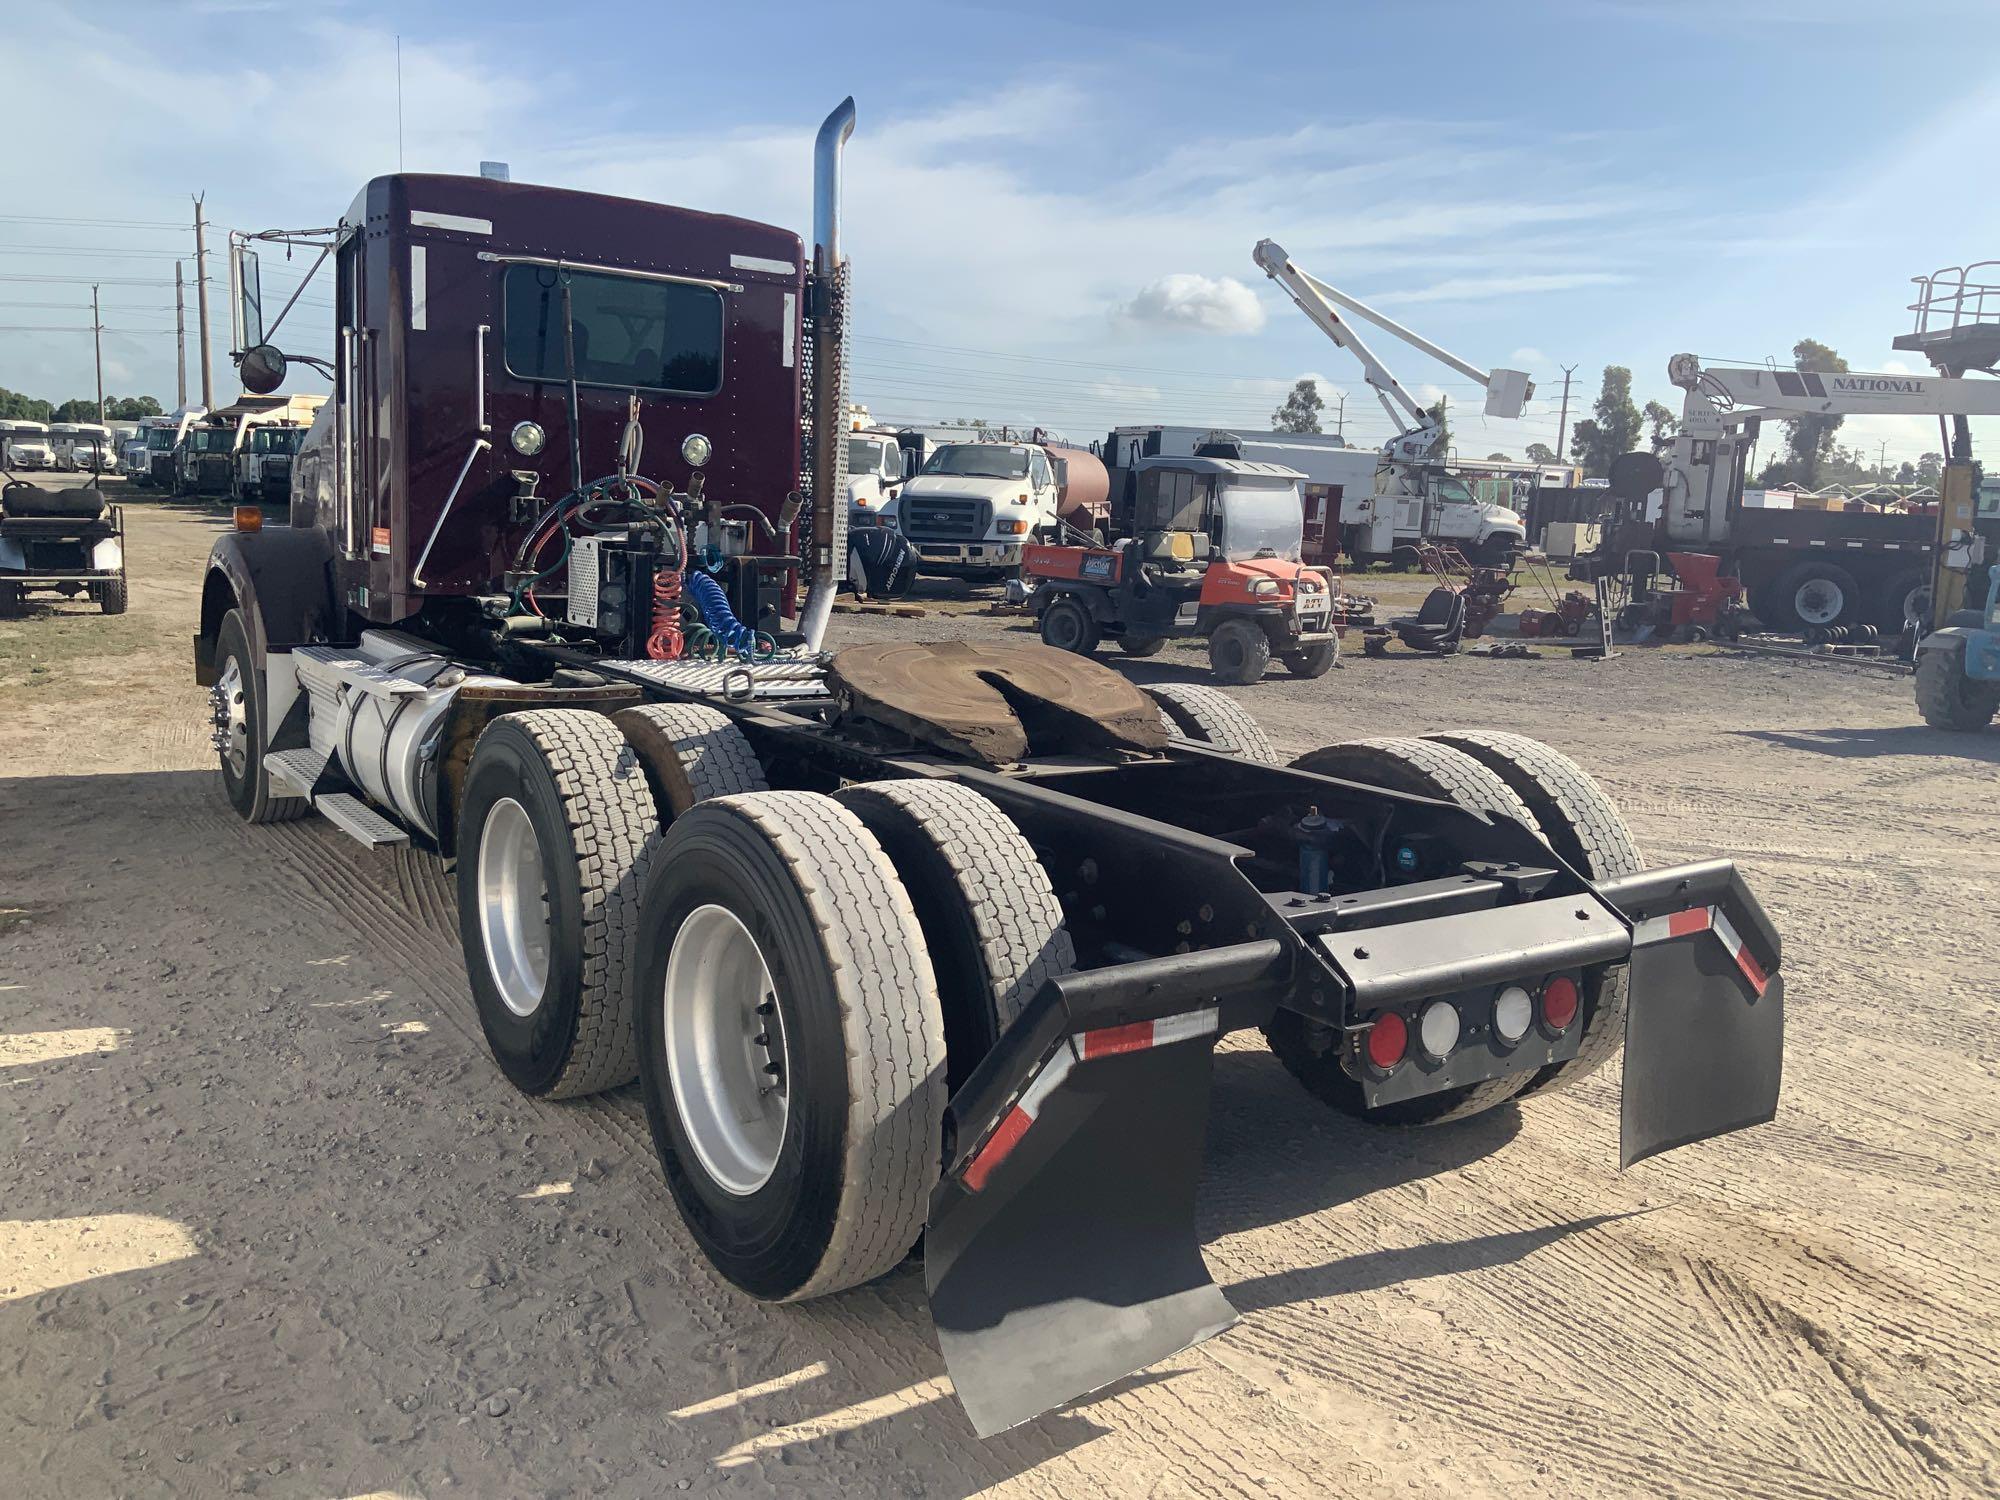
<box><xmin>0</xmin><ymin>481</ymin><xmax>128</xmax><ymax>614</ymax></box>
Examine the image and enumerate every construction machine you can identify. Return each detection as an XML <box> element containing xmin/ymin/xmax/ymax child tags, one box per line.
<box><xmin>190</xmin><ymin>99</ymin><xmax>1788</xmax><ymax>1438</ymax></box>
<box><xmin>1253</xmin><ymin>240</ymin><xmax>1533</xmax><ymax>565</ymax></box>
<box><xmin>1021</xmin><ymin>451</ymin><xmax>1338</xmax><ymax>682</ymax></box>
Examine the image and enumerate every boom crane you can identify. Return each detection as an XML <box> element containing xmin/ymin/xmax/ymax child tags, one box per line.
<box><xmin>1253</xmin><ymin>240</ymin><xmax>1535</xmax><ymax>560</ymax></box>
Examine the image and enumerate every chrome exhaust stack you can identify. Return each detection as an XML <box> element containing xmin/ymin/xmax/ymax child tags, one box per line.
<box><xmin>801</xmin><ymin>97</ymin><xmax>856</xmax><ymax>655</ymax></box>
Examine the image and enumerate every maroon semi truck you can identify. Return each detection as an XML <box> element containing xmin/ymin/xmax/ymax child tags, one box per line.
<box><xmin>193</xmin><ymin>99</ymin><xmax>1787</xmax><ymax>1436</ymax></box>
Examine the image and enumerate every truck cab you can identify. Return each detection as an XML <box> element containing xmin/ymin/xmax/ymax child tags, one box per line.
<box><xmin>1344</xmin><ymin>464</ymin><xmax>1525</xmax><ymax>565</ymax></box>
<box><xmin>845</xmin><ymin>427</ymin><xmax>905</xmax><ymax>525</ymax></box>
<box><xmin>234</xmin><ymin>423</ymin><xmax>304</xmax><ymax>507</ymax></box>
<box><xmin>175</xmin><ymin>423</ymin><xmax>236</xmax><ymax>497</ymax></box>
<box><xmin>888</xmin><ymin>440</ymin><xmax>1061</xmax><ymax>577</ymax></box>
<box><xmin>51</xmin><ymin>422</ymin><xmax>114</xmax><ymax>473</ymax></box>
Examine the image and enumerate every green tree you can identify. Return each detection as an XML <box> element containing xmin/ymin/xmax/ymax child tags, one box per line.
<box><xmin>1270</xmin><ymin>377</ymin><xmax>1324</xmax><ymax>434</ymax></box>
<box><xmin>1779</xmin><ymin>338</ymin><xmax>1849</xmax><ymax>487</ymax></box>
<box><xmin>1424</xmin><ymin>396</ymin><xmax>1450</xmax><ymax>456</ymax></box>
<box><xmin>1485</xmin><ymin>451</ymin><xmax>1512</xmax><ymax>462</ymax></box>
<box><xmin>1524</xmin><ymin>442</ymin><xmax>1557</xmax><ymax>465</ymax></box>
<box><xmin>1915</xmin><ymin>452</ymin><xmax>1943</xmax><ymax>485</ymax></box>
<box><xmin>1895</xmin><ymin>460</ymin><xmax>1917</xmax><ymax>485</ymax></box>
<box><xmin>0</xmin><ymin>387</ymin><xmax>53</xmax><ymax>422</ymax></box>
<box><xmin>1643</xmin><ymin>399</ymin><xmax>1678</xmax><ymax>454</ymax></box>
<box><xmin>1573</xmin><ymin>366</ymin><xmax>1641</xmax><ymax>476</ymax></box>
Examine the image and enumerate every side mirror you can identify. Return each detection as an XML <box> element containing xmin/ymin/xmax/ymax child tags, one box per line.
<box><xmin>240</xmin><ymin>344</ymin><xmax>288</xmax><ymax>395</ymax></box>
<box><xmin>231</xmin><ymin>243</ymin><xmax>264</xmax><ymax>350</ymax></box>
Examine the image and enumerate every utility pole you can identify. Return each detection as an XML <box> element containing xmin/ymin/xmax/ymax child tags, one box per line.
<box><xmin>91</xmin><ymin>284</ymin><xmax>104</xmax><ymax>424</ymax></box>
<box><xmin>1335</xmin><ymin>390</ymin><xmax>1346</xmax><ymax>440</ymax></box>
<box><xmin>1877</xmin><ymin>438</ymin><xmax>1889</xmax><ymax>482</ymax></box>
<box><xmin>1553</xmin><ymin>364</ymin><xmax>1578</xmax><ymax>466</ymax></box>
<box><xmin>175</xmin><ymin>262</ymin><xmax>188</xmax><ymax>408</ymax></box>
<box><xmin>193</xmin><ymin>194</ymin><xmax>214</xmax><ymax>410</ymax></box>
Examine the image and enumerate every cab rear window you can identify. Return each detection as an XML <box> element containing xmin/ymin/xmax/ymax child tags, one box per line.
<box><xmin>502</xmin><ymin>265</ymin><xmax>723</xmax><ymax>396</ymax></box>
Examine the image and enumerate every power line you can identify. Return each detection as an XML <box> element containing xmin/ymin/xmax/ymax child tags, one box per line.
<box><xmin>0</xmin><ymin>214</ymin><xmax>188</xmax><ymax>229</ymax></box>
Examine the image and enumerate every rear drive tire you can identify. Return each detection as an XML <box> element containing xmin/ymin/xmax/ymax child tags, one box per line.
<box><xmin>1040</xmin><ymin>594</ymin><xmax>1100</xmax><ymax>655</ymax></box>
<box><xmin>1282</xmin><ymin>637</ymin><xmax>1338</xmax><ymax>677</ymax></box>
<box><xmin>1145</xmin><ymin>682</ymin><xmax>1279</xmax><ymax>762</ymax></box>
<box><xmin>1915</xmin><ymin>648</ymin><xmax>2000</xmax><ymax>730</ymax></box>
<box><xmin>1771</xmin><ymin>559</ymin><xmax>1859</xmax><ymax>631</ymax></box>
<box><xmin>633</xmin><ymin>791</ymin><xmax>947</xmax><ymax>1301</ymax></box>
<box><xmin>613</xmin><ymin>702</ymin><xmax>767</xmax><ymax>819</ymax></box>
<box><xmin>1274</xmin><ymin>736</ymin><xmax>1541</xmax><ymax>1125</ymax></box>
<box><xmin>1425</xmin><ymin>731</ymin><xmax>1643</xmax><ymax>1095</ymax></box>
<box><xmin>1207</xmin><ymin>617</ymin><xmax>1271</xmax><ymax>683</ymax></box>
<box><xmin>836</xmin><ymin>780</ymin><xmax>1073</xmax><ymax>1090</ymax></box>
<box><xmin>213</xmin><ymin>607</ymin><xmax>309</xmax><ymax>825</ymax></box>
<box><xmin>1875</xmin><ymin>568</ymin><xmax>1928</xmax><ymax>633</ymax></box>
<box><xmin>457</xmin><ymin>710</ymin><xmax>659</xmax><ymax>1099</ymax></box>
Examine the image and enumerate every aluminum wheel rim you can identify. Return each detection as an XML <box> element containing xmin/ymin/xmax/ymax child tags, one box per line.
<box><xmin>1794</xmin><ymin>579</ymin><xmax>1845</xmax><ymax>626</ymax></box>
<box><xmin>663</xmin><ymin>904</ymin><xmax>788</xmax><ymax>1197</ymax></box>
<box><xmin>214</xmin><ymin>656</ymin><xmax>249</xmax><ymax>780</ymax></box>
<box><xmin>477</xmin><ymin>797</ymin><xmax>551</xmax><ymax>1018</ymax></box>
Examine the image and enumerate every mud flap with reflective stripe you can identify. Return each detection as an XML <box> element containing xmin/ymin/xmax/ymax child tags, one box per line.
<box><xmin>1619</xmin><ymin>890</ymin><xmax>1784</xmax><ymax>1168</ymax></box>
<box><xmin>925</xmin><ymin>1017</ymin><xmax>1237</xmax><ymax>1437</ymax></box>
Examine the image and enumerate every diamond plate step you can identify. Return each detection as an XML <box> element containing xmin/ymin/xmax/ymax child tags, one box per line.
<box><xmin>315</xmin><ymin>792</ymin><xmax>409</xmax><ymax>848</ymax></box>
<box><xmin>264</xmin><ymin>748</ymin><xmax>328</xmax><ymax>797</ymax></box>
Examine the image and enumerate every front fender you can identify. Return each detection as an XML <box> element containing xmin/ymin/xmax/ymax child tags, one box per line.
<box><xmin>195</xmin><ymin>525</ymin><xmax>338</xmax><ymax>684</ymax></box>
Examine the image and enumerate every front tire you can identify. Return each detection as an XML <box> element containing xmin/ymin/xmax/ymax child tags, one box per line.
<box><xmin>1207</xmin><ymin>617</ymin><xmax>1271</xmax><ymax>684</ymax></box>
<box><xmin>1915</xmin><ymin>648</ymin><xmax>2000</xmax><ymax>730</ymax></box>
<box><xmin>212</xmin><ymin>608</ymin><xmax>308</xmax><ymax>825</ymax></box>
<box><xmin>1118</xmin><ymin>633</ymin><xmax>1166</xmax><ymax>657</ymax></box>
<box><xmin>98</xmin><ymin>574</ymin><xmax>127</xmax><ymax>615</ymax></box>
<box><xmin>1282</xmin><ymin>637</ymin><xmax>1338</xmax><ymax>677</ymax></box>
<box><xmin>634</xmin><ymin>792</ymin><xmax>947</xmax><ymax>1302</ymax></box>
<box><xmin>457</xmin><ymin>711</ymin><xmax>660</xmax><ymax>1099</ymax></box>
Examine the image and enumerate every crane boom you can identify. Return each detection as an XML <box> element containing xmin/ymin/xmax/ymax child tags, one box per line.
<box><xmin>1670</xmin><ymin>352</ymin><xmax>2000</xmax><ymax>428</ymax></box>
<box><xmin>1253</xmin><ymin>239</ymin><xmax>1534</xmax><ymax>466</ymax></box>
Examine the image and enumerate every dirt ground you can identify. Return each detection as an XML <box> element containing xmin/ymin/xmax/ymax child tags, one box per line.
<box><xmin>3</xmin><ymin>497</ymin><xmax>1997</xmax><ymax>1499</ymax></box>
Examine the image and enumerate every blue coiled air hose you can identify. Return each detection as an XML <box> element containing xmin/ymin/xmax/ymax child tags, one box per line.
<box><xmin>684</xmin><ymin>568</ymin><xmax>758</xmax><ymax>655</ymax></box>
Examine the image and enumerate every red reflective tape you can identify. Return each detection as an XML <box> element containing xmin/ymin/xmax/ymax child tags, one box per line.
<box><xmin>1082</xmin><ymin>1020</ymin><xmax>1156</xmax><ymax>1058</ymax></box>
<box><xmin>1735</xmin><ymin>944</ymin><xmax>1770</xmax><ymax>997</ymax></box>
<box><xmin>961</xmin><ymin>1105</ymin><xmax>1033</xmax><ymax>1194</ymax></box>
<box><xmin>1666</xmin><ymin>907</ymin><xmax>1712</xmax><ymax>939</ymax></box>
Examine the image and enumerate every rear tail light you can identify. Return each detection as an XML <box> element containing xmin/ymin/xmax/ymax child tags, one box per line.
<box><xmin>1541</xmin><ymin>976</ymin><xmax>1579</xmax><ymax>1032</ymax></box>
<box><xmin>1493</xmin><ymin>985</ymin><xmax>1533</xmax><ymax>1043</ymax></box>
<box><xmin>1365</xmin><ymin>1011</ymin><xmax>1407</xmax><ymax>1071</ymax></box>
<box><xmin>1418</xmin><ymin>1000</ymin><xmax>1461</xmax><ymax>1058</ymax></box>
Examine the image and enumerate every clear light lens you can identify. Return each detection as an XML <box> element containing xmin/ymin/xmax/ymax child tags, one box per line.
<box><xmin>1418</xmin><ymin>1000</ymin><xmax>1461</xmax><ymax>1058</ymax></box>
<box><xmin>681</xmin><ymin>432</ymin><xmax>712</xmax><ymax>468</ymax></box>
<box><xmin>510</xmin><ymin>420</ymin><xmax>545</xmax><ymax>457</ymax></box>
<box><xmin>997</xmin><ymin>518</ymin><xmax>1028</xmax><ymax>536</ymax></box>
<box><xmin>1252</xmin><ymin>577</ymin><xmax>1280</xmax><ymax>596</ymax></box>
<box><xmin>1493</xmin><ymin>985</ymin><xmax>1534</xmax><ymax>1043</ymax></box>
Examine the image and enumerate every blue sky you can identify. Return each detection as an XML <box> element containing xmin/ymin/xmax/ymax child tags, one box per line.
<box><xmin>5</xmin><ymin>0</ymin><xmax>1997</xmax><ymax>466</ymax></box>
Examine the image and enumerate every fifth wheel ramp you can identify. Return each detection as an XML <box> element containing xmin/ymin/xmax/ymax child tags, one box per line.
<box><xmin>827</xmin><ymin>640</ymin><xmax>1169</xmax><ymax>763</ymax></box>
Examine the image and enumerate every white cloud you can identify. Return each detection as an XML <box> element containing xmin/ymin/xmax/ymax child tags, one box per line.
<box><xmin>1117</xmin><ymin>274</ymin><xmax>1267</xmax><ymax>335</ymax></box>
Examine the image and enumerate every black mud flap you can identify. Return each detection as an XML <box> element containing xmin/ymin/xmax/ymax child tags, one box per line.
<box><xmin>926</xmin><ymin>1027</ymin><xmax>1237</xmax><ymax>1438</ymax></box>
<box><xmin>1615</xmin><ymin>871</ymin><xmax>1784</xmax><ymax>1168</ymax></box>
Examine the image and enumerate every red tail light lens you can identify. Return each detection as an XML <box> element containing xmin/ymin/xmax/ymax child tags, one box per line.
<box><xmin>1541</xmin><ymin>976</ymin><xmax>1579</xmax><ymax>1031</ymax></box>
<box><xmin>1365</xmin><ymin>1011</ymin><xmax>1408</xmax><ymax>1070</ymax></box>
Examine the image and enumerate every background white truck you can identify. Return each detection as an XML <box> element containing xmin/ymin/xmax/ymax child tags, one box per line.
<box><xmin>886</xmin><ymin>440</ymin><xmax>1063</xmax><ymax>578</ymax></box>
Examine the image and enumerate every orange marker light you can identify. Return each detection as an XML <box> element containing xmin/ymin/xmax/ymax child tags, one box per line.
<box><xmin>233</xmin><ymin>505</ymin><xmax>263</xmax><ymax>533</ymax></box>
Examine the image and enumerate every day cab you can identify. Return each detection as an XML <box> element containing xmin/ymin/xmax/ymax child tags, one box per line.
<box><xmin>888</xmin><ymin>440</ymin><xmax>1061</xmax><ymax>578</ymax></box>
<box><xmin>1024</xmin><ymin>454</ymin><xmax>1338</xmax><ymax>683</ymax></box>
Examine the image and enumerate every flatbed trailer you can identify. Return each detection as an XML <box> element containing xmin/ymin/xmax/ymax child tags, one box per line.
<box><xmin>191</xmin><ymin>99</ymin><xmax>1787</xmax><ymax>1437</ymax></box>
